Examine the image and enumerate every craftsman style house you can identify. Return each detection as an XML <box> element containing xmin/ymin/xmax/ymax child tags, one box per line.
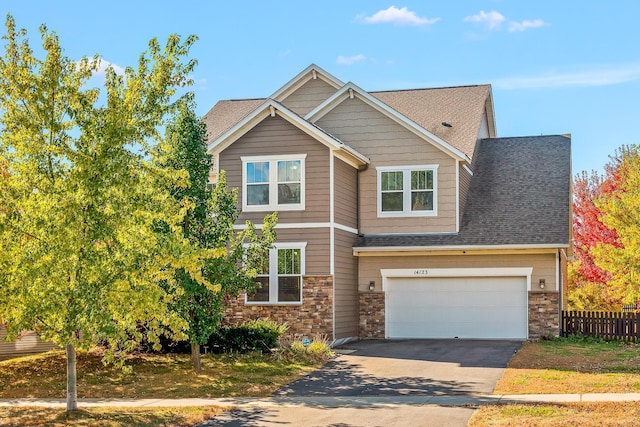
<box><xmin>203</xmin><ymin>64</ymin><xmax>571</xmax><ymax>344</ymax></box>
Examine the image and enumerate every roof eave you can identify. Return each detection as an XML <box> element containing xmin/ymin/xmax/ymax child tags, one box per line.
<box><xmin>270</xmin><ymin>64</ymin><xmax>344</xmax><ymax>101</ymax></box>
<box><xmin>353</xmin><ymin>243</ymin><xmax>569</xmax><ymax>255</ymax></box>
<box><xmin>206</xmin><ymin>99</ymin><xmax>369</xmax><ymax>167</ymax></box>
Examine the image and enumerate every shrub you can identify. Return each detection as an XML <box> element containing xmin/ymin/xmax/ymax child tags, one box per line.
<box><xmin>209</xmin><ymin>319</ymin><xmax>288</xmax><ymax>354</ymax></box>
<box><xmin>275</xmin><ymin>335</ymin><xmax>334</xmax><ymax>363</ymax></box>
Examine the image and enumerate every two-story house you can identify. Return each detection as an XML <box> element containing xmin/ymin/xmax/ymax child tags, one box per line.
<box><xmin>203</xmin><ymin>64</ymin><xmax>571</xmax><ymax>344</ymax></box>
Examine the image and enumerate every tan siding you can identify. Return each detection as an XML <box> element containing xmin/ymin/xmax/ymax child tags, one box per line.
<box><xmin>219</xmin><ymin>115</ymin><xmax>331</xmax><ymax>224</ymax></box>
<box><xmin>334</xmin><ymin>157</ymin><xmax>358</xmax><ymax>230</ymax></box>
<box><xmin>316</xmin><ymin>97</ymin><xmax>458</xmax><ymax>234</ymax></box>
<box><xmin>272</xmin><ymin>228</ymin><xmax>330</xmax><ymax>276</ymax></box>
<box><xmin>0</xmin><ymin>327</ymin><xmax>57</xmax><ymax>357</ymax></box>
<box><xmin>459</xmin><ymin>164</ymin><xmax>472</xmax><ymax>225</ymax></box>
<box><xmin>281</xmin><ymin>78</ymin><xmax>338</xmax><ymax>116</ymax></box>
<box><xmin>358</xmin><ymin>253</ymin><xmax>558</xmax><ymax>292</ymax></box>
<box><xmin>478</xmin><ymin>110</ymin><xmax>490</xmax><ymax>141</ymax></box>
<box><xmin>333</xmin><ymin>228</ymin><xmax>359</xmax><ymax>339</ymax></box>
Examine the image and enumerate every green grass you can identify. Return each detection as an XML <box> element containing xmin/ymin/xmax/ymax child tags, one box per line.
<box><xmin>0</xmin><ymin>349</ymin><xmax>323</xmax><ymax>399</ymax></box>
<box><xmin>495</xmin><ymin>337</ymin><xmax>640</xmax><ymax>394</ymax></box>
<box><xmin>470</xmin><ymin>402</ymin><xmax>640</xmax><ymax>427</ymax></box>
<box><xmin>0</xmin><ymin>406</ymin><xmax>227</xmax><ymax>427</ymax></box>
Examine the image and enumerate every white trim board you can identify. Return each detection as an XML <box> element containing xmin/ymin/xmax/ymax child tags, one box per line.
<box><xmin>381</xmin><ymin>267</ymin><xmax>534</xmax><ymax>290</ymax></box>
<box><xmin>233</xmin><ymin>222</ymin><xmax>358</xmax><ymax>235</ymax></box>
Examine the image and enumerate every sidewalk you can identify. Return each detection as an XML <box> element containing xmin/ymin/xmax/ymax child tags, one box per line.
<box><xmin>2</xmin><ymin>393</ymin><xmax>640</xmax><ymax>408</ymax></box>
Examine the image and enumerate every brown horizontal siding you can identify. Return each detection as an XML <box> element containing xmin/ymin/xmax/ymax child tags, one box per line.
<box><xmin>219</xmin><ymin>115</ymin><xmax>330</xmax><ymax>224</ymax></box>
<box><xmin>281</xmin><ymin>78</ymin><xmax>338</xmax><ymax>116</ymax></box>
<box><xmin>333</xmin><ymin>228</ymin><xmax>359</xmax><ymax>339</ymax></box>
<box><xmin>0</xmin><ymin>327</ymin><xmax>57</xmax><ymax>357</ymax></box>
<box><xmin>316</xmin><ymin>97</ymin><xmax>458</xmax><ymax>234</ymax></box>
<box><xmin>358</xmin><ymin>253</ymin><xmax>558</xmax><ymax>292</ymax></box>
<box><xmin>334</xmin><ymin>157</ymin><xmax>358</xmax><ymax>230</ymax></box>
<box><xmin>272</xmin><ymin>228</ymin><xmax>330</xmax><ymax>276</ymax></box>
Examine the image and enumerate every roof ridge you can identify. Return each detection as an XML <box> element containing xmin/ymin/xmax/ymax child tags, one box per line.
<box><xmin>371</xmin><ymin>84</ymin><xmax>491</xmax><ymax>94</ymax></box>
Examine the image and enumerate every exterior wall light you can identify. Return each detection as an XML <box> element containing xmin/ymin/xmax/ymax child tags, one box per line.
<box><xmin>539</xmin><ymin>279</ymin><xmax>546</xmax><ymax>289</ymax></box>
<box><xmin>369</xmin><ymin>281</ymin><xmax>375</xmax><ymax>291</ymax></box>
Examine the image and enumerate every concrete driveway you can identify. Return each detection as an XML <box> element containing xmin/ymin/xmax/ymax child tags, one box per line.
<box><xmin>202</xmin><ymin>339</ymin><xmax>522</xmax><ymax>426</ymax></box>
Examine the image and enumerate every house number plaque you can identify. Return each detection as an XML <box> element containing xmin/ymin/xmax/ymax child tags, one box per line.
<box><xmin>413</xmin><ymin>269</ymin><xmax>429</xmax><ymax>276</ymax></box>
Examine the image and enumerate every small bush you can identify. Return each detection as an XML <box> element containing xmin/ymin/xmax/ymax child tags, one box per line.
<box><xmin>209</xmin><ymin>319</ymin><xmax>288</xmax><ymax>354</ymax></box>
<box><xmin>275</xmin><ymin>335</ymin><xmax>334</xmax><ymax>363</ymax></box>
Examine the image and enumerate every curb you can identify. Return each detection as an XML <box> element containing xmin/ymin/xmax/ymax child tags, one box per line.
<box><xmin>2</xmin><ymin>393</ymin><xmax>640</xmax><ymax>409</ymax></box>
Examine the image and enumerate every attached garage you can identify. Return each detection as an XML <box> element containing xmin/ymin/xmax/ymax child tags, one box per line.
<box><xmin>383</xmin><ymin>268</ymin><xmax>533</xmax><ymax>340</ymax></box>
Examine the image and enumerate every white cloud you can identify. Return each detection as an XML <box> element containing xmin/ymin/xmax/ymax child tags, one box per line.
<box><xmin>508</xmin><ymin>19</ymin><xmax>547</xmax><ymax>32</ymax></box>
<box><xmin>94</xmin><ymin>59</ymin><xmax>125</xmax><ymax>76</ymax></box>
<box><xmin>359</xmin><ymin>6</ymin><xmax>439</xmax><ymax>26</ymax></box>
<box><xmin>464</xmin><ymin>10</ymin><xmax>505</xmax><ymax>30</ymax></box>
<box><xmin>337</xmin><ymin>54</ymin><xmax>366</xmax><ymax>65</ymax></box>
<box><xmin>495</xmin><ymin>63</ymin><xmax>640</xmax><ymax>89</ymax></box>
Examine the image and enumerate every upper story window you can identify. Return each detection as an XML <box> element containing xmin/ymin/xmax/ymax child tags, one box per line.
<box><xmin>241</xmin><ymin>154</ymin><xmax>306</xmax><ymax>211</ymax></box>
<box><xmin>377</xmin><ymin>165</ymin><xmax>438</xmax><ymax>217</ymax></box>
<box><xmin>246</xmin><ymin>243</ymin><xmax>305</xmax><ymax>305</ymax></box>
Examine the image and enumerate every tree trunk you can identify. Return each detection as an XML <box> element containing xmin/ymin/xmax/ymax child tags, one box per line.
<box><xmin>66</xmin><ymin>343</ymin><xmax>78</xmax><ymax>412</ymax></box>
<box><xmin>191</xmin><ymin>343</ymin><xmax>201</xmax><ymax>373</ymax></box>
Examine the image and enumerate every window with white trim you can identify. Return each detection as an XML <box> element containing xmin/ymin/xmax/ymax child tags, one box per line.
<box><xmin>377</xmin><ymin>165</ymin><xmax>438</xmax><ymax>217</ymax></box>
<box><xmin>246</xmin><ymin>243</ymin><xmax>306</xmax><ymax>304</ymax></box>
<box><xmin>242</xmin><ymin>155</ymin><xmax>306</xmax><ymax>211</ymax></box>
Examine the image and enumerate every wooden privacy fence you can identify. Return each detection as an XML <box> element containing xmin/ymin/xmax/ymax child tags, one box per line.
<box><xmin>562</xmin><ymin>311</ymin><xmax>640</xmax><ymax>341</ymax></box>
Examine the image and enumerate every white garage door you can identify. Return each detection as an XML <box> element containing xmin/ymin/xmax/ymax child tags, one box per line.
<box><xmin>386</xmin><ymin>276</ymin><xmax>528</xmax><ymax>339</ymax></box>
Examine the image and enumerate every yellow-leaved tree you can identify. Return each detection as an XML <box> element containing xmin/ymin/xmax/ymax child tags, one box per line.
<box><xmin>0</xmin><ymin>16</ymin><xmax>215</xmax><ymax>411</ymax></box>
<box><xmin>593</xmin><ymin>145</ymin><xmax>640</xmax><ymax>305</ymax></box>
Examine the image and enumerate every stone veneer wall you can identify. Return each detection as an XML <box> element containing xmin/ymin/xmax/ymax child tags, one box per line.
<box><xmin>528</xmin><ymin>291</ymin><xmax>560</xmax><ymax>339</ymax></box>
<box><xmin>223</xmin><ymin>276</ymin><xmax>333</xmax><ymax>340</ymax></box>
<box><xmin>359</xmin><ymin>292</ymin><xmax>385</xmax><ymax>339</ymax></box>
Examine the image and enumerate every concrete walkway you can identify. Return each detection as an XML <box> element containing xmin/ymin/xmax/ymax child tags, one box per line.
<box><xmin>2</xmin><ymin>393</ymin><xmax>640</xmax><ymax>408</ymax></box>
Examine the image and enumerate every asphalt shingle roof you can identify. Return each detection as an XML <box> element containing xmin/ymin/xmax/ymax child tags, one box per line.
<box><xmin>371</xmin><ymin>85</ymin><xmax>491</xmax><ymax>159</ymax></box>
<box><xmin>354</xmin><ymin>135</ymin><xmax>572</xmax><ymax>248</ymax></box>
<box><xmin>202</xmin><ymin>85</ymin><xmax>492</xmax><ymax>160</ymax></box>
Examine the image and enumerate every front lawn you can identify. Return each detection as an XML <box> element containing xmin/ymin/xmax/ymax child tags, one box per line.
<box><xmin>469</xmin><ymin>402</ymin><xmax>640</xmax><ymax>426</ymax></box>
<box><xmin>0</xmin><ymin>406</ymin><xmax>227</xmax><ymax>427</ymax></box>
<box><xmin>0</xmin><ymin>349</ymin><xmax>321</xmax><ymax>399</ymax></box>
<box><xmin>494</xmin><ymin>337</ymin><xmax>640</xmax><ymax>394</ymax></box>
<box><xmin>471</xmin><ymin>338</ymin><xmax>640</xmax><ymax>426</ymax></box>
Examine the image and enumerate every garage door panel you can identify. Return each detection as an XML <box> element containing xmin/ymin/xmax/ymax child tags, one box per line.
<box><xmin>386</xmin><ymin>276</ymin><xmax>528</xmax><ymax>339</ymax></box>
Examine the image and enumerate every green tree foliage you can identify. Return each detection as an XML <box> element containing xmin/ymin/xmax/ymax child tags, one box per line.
<box><xmin>0</xmin><ymin>16</ymin><xmax>211</xmax><ymax>410</ymax></box>
<box><xmin>158</xmin><ymin>103</ymin><xmax>276</xmax><ymax>371</ymax></box>
<box><xmin>593</xmin><ymin>145</ymin><xmax>640</xmax><ymax>305</ymax></box>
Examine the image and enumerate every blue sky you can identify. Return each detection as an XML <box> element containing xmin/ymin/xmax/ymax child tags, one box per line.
<box><xmin>2</xmin><ymin>1</ymin><xmax>640</xmax><ymax>175</ymax></box>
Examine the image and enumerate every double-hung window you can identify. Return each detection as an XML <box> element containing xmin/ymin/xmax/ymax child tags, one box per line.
<box><xmin>246</xmin><ymin>243</ymin><xmax>305</xmax><ymax>304</ymax></box>
<box><xmin>242</xmin><ymin>155</ymin><xmax>306</xmax><ymax>211</ymax></box>
<box><xmin>377</xmin><ymin>165</ymin><xmax>438</xmax><ymax>217</ymax></box>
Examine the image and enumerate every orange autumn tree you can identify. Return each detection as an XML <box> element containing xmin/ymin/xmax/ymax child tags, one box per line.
<box><xmin>569</xmin><ymin>150</ymin><xmax>625</xmax><ymax>310</ymax></box>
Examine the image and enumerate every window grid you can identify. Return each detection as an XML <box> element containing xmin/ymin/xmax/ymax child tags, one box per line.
<box><xmin>377</xmin><ymin>165</ymin><xmax>438</xmax><ymax>217</ymax></box>
<box><xmin>246</xmin><ymin>244</ymin><xmax>305</xmax><ymax>305</ymax></box>
<box><xmin>242</xmin><ymin>155</ymin><xmax>305</xmax><ymax>211</ymax></box>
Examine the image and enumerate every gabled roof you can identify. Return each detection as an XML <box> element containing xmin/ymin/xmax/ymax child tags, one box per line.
<box><xmin>354</xmin><ymin>135</ymin><xmax>572</xmax><ymax>251</ymax></box>
<box><xmin>371</xmin><ymin>85</ymin><xmax>495</xmax><ymax>159</ymax></box>
<box><xmin>206</xmin><ymin>98</ymin><xmax>369</xmax><ymax>168</ymax></box>
<box><xmin>305</xmin><ymin>82</ymin><xmax>471</xmax><ymax>163</ymax></box>
<box><xmin>202</xmin><ymin>64</ymin><xmax>495</xmax><ymax>163</ymax></box>
<box><xmin>270</xmin><ymin>63</ymin><xmax>344</xmax><ymax>101</ymax></box>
